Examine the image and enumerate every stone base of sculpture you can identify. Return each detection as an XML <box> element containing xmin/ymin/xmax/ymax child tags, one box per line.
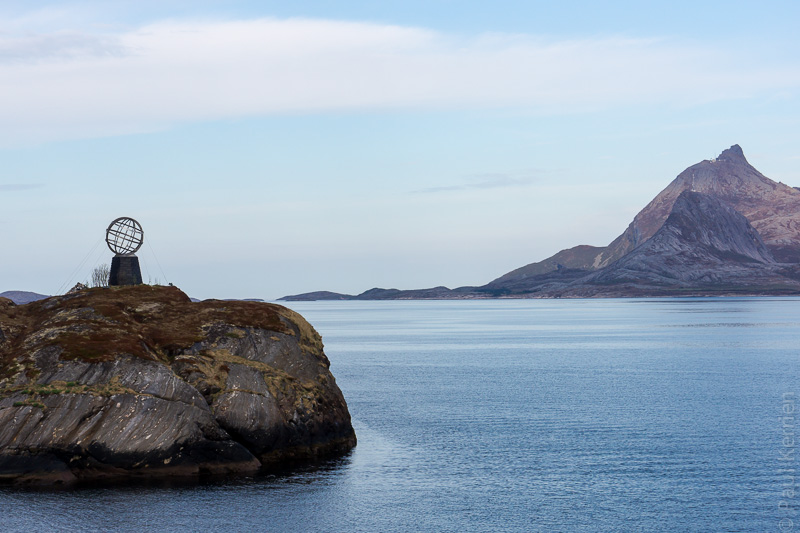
<box><xmin>110</xmin><ymin>254</ymin><xmax>143</xmax><ymax>286</ymax></box>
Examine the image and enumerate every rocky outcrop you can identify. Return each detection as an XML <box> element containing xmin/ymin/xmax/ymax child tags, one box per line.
<box><xmin>0</xmin><ymin>285</ymin><xmax>355</xmax><ymax>485</ymax></box>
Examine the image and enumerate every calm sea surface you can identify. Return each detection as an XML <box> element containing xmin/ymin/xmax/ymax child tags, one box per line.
<box><xmin>3</xmin><ymin>298</ymin><xmax>799</xmax><ymax>532</ymax></box>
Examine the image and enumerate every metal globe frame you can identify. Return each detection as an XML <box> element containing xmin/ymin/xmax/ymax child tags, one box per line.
<box><xmin>106</xmin><ymin>217</ymin><xmax>144</xmax><ymax>255</ymax></box>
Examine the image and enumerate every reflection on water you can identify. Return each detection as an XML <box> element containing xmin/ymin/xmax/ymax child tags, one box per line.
<box><xmin>3</xmin><ymin>297</ymin><xmax>800</xmax><ymax>532</ymax></box>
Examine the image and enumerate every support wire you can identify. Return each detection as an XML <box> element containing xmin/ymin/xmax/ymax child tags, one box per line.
<box><xmin>55</xmin><ymin>239</ymin><xmax>104</xmax><ymax>295</ymax></box>
<box><xmin>146</xmin><ymin>238</ymin><xmax>169</xmax><ymax>285</ymax></box>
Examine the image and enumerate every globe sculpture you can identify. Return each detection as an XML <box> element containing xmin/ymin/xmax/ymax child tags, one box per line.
<box><xmin>106</xmin><ymin>217</ymin><xmax>144</xmax><ymax>286</ymax></box>
<box><xmin>106</xmin><ymin>217</ymin><xmax>144</xmax><ymax>255</ymax></box>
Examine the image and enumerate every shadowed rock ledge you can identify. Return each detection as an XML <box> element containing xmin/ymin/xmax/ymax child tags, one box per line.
<box><xmin>0</xmin><ymin>285</ymin><xmax>356</xmax><ymax>485</ymax></box>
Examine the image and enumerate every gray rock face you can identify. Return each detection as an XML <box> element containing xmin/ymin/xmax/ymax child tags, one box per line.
<box><xmin>0</xmin><ymin>285</ymin><xmax>355</xmax><ymax>484</ymax></box>
<box><xmin>580</xmin><ymin>191</ymin><xmax>781</xmax><ymax>290</ymax></box>
<box><xmin>0</xmin><ymin>392</ymin><xmax>255</xmax><ymax>484</ymax></box>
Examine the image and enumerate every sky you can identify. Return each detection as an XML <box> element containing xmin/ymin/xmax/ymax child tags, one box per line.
<box><xmin>2</xmin><ymin>0</ymin><xmax>800</xmax><ymax>300</ymax></box>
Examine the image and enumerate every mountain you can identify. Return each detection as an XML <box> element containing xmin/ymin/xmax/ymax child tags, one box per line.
<box><xmin>554</xmin><ymin>191</ymin><xmax>800</xmax><ymax>296</ymax></box>
<box><xmin>469</xmin><ymin>190</ymin><xmax>800</xmax><ymax>298</ymax></box>
<box><xmin>595</xmin><ymin>144</ymin><xmax>800</xmax><ymax>266</ymax></box>
<box><xmin>0</xmin><ymin>291</ymin><xmax>49</xmax><ymax>305</ymax></box>
<box><xmin>493</xmin><ymin>144</ymin><xmax>800</xmax><ymax>280</ymax></box>
<box><xmin>280</xmin><ymin>145</ymin><xmax>800</xmax><ymax>300</ymax></box>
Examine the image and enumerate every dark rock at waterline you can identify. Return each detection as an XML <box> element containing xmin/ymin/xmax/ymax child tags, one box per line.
<box><xmin>0</xmin><ymin>285</ymin><xmax>355</xmax><ymax>485</ymax></box>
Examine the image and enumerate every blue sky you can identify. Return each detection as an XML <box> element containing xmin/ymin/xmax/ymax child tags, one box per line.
<box><xmin>2</xmin><ymin>1</ymin><xmax>800</xmax><ymax>299</ymax></box>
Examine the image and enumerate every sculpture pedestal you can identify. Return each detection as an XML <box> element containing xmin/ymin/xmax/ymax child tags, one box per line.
<box><xmin>110</xmin><ymin>254</ymin><xmax>143</xmax><ymax>286</ymax></box>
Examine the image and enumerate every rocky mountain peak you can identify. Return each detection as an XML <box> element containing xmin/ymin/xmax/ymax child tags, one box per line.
<box><xmin>594</xmin><ymin>144</ymin><xmax>800</xmax><ymax>266</ymax></box>
<box><xmin>477</xmin><ymin>187</ymin><xmax>800</xmax><ymax>298</ymax></box>
<box><xmin>716</xmin><ymin>144</ymin><xmax>747</xmax><ymax>164</ymax></box>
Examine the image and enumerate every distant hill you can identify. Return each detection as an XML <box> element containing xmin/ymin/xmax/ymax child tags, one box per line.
<box><xmin>281</xmin><ymin>145</ymin><xmax>800</xmax><ymax>300</ymax></box>
<box><xmin>278</xmin><ymin>286</ymin><xmax>470</xmax><ymax>301</ymax></box>
<box><xmin>277</xmin><ymin>291</ymin><xmax>351</xmax><ymax>301</ymax></box>
<box><xmin>0</xmin><ymin>291</ymin><xmax>50</xmax><ymax>304</ymax></box>
<box><xmin>491</xmin><ymin>245</ymin><xmax>605</xmax><ymax>285</ymax></box>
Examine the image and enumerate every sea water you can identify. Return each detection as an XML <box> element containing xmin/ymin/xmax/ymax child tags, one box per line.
<box><xmin>2</xmin><ymin>298</ymin><xmax>799</xmax><ymax>532</ymax></box>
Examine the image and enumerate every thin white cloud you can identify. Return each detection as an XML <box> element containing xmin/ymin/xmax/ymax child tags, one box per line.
<box><xmin>0</xmin><ymin>183</ymin><xmax>44</xmax><ymax>191</ymax></box>
<box><xmin>0</xmin><ymin>17</ymin><xmax>798</xmax><ymax>145</ymax></box>
<box><xmin>413</xmin><ymin>172</ymin><xmax>537</xmax><ymax>194</ymax></box>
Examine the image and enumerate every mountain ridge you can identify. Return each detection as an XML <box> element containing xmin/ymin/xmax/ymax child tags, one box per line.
<box><xmin>280</xmin><ymin>145</ymin><xmax>800</xmax><ymax>300</ymax></box>
<box><xmin>0</xmin><ymin>291</ymin><xmax>50</xmax><ymax>305</ymax></box>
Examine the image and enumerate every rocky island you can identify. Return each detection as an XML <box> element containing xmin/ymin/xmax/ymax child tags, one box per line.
<box><xmin>0</xmin><ymin>285</ymin><xmax>356</xmax><ymax>485</ymax></box>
